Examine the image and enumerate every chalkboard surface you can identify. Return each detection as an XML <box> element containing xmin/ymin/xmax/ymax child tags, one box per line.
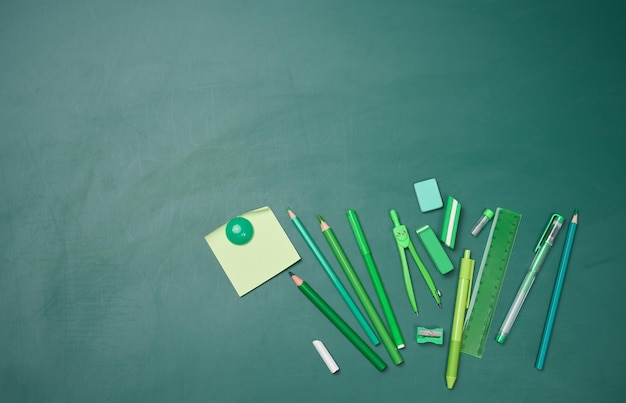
<box><xmin>1</xmin><ymin>1</ymin><xmax>625</xmax><ymax>402</ymax></box>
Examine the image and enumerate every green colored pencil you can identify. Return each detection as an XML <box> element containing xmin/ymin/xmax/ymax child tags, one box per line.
<box><xmin>289</xmin><ymin>272</ymin><xmax>387</xmax><ymax>372</ymax></box>
<box><xmin>319</xmin><ymin>216</ymin><xmax>404</xmax><ymax>366</ymax></box>
<box><xmin>286</xmin><ymin>207</ymin><xmax>380</xmax><ymax>346</ymax></box>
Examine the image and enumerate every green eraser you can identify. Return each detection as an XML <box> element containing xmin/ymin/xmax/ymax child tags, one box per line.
<box><xmin>416</xmin><ymin>225</ymin><xmax>454</xmax><ymax>274</ymax></box>
<box><xmin>413</xmin><ymin>179</ymin><xmax>443</xmax><ymax>212</ymax></box>
<box><xmin>440</xmin><ymin>196</ymin><xmax>461</xmax><ymax>249</ymax></box>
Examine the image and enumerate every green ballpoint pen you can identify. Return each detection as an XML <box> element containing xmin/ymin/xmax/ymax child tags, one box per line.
<box><xmin>390</xmin><ymin>209</ymin><xmax>442</xmax><ymax>316</ymax></box>
<box><xmin>446</xmin><ymin>250</ymin><xmax>474</xmax><ymax>389</ymax></box>
<box><xmin>496</xmin><ymin>214</ymin><xmax>565</xmax><ymax>344</ymax></box>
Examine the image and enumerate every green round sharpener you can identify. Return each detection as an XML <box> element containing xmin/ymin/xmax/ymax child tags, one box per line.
<box><xmin>225</xmin><ymin>217</ymin><xmax>254</xmax><ymax>245</ymax></box>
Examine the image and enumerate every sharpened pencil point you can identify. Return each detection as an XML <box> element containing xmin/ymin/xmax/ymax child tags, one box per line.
<box><xmin>288</xmin><ymin>271</ymin><xmax>294</xmax><ymax>276</ymax></box>
<box><xmin>287</xmin><ymin>208</ymin><xmax>296</xmax><ymax>219</ymax></box>
<box><xmin>319</xmin><ymin>216</ymin><xmax>331</xmax><ymax>231</ymax></box>
<box><xmin>438</xmin><ymin>303</ymin><xmax>442</xmax><ymax>309</ymax></box>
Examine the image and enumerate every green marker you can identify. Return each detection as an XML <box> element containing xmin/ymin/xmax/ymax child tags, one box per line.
<box><xmin>346</xmin><ymin>209</ymin><xmax>405</xmax><ymax>349</ymax></box>
<box><xmin>319</xmin><ymin>215</ymin><xmax>404</xmax><ymax>365</ymax></box>
<box><xmin>446</xmin><ymin>250</ymin><xmax>475</xmax><ymax>389</ymax></box>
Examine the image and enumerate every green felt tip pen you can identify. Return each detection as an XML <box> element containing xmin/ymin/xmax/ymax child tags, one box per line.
<box><xmin>290</xmin><ymin>272</ymin><xmax>387</xmax><ymax>371</ymax></box>
<box><xmin>319</xmin><ymin>216</ymin><xmax>404</xmax><ymax>365</ymax></box>
<box><xmin>346</xmin><ymin>209</ymin><xmax>405</xmax><ymax>349</ymax></box>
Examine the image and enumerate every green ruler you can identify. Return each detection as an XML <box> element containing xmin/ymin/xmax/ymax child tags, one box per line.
<box><xmin>461</xmin><ymin>208</ymin><xmax>522</xmax><ymax>358</ymax></box>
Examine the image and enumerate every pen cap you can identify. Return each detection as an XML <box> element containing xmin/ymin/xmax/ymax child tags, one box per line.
<box><xmin>535</xmin><ymin>214</ymin><xmax>565</xmax><ymax>251</ymax></box>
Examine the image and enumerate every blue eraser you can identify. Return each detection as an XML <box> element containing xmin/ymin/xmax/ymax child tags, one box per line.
<box><xmin>413</xmin><ymin>179</ymin><xmax>444</xmax><ymax>212</ymax></box>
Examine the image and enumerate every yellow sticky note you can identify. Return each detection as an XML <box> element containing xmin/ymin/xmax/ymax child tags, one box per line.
<box><xmin>205</xmin><ymin>206</ymin><xmax>300</xmax><ymax>296</ymax></box>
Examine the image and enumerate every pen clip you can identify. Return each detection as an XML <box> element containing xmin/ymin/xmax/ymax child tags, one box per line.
<box><xmin>466</xmin><ymin>259</ymin><xmax>474</xmax><ymax>309</ymax></box>
<box><xmin>534</xmin><ymin>214</ymin><xmax>560</xmax><ymax>252</ymax></box>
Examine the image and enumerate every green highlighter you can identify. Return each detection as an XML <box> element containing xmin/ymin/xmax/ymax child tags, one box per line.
<box><xmin>416</xmin><ymin>225</ymin><xmax>454</xmax><ymax>274</ymax></box>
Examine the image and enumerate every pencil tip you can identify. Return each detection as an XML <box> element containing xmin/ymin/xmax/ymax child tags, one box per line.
<box><xmin>285</xmin><ymin>206</ymin><xmax>290</xmax><ymax>211</ymax></box>
<box><xmin>288</xmin><ymin>271</ymin><xmax>294</xmax><ymax>276</ymax></box>
<box><xmin>317</xmin><ymin>215</ymin><xmax>324</xmax><ymax>223</ymax></box>
<box><xmin>438</xmin><ymin>303</ymin><xmax>442</xmax><ymax>309</ymax></box>
<box><xmin>290</xmin><ymin>272</ymin><xmax>303</xmax><ymax>286</ymax></box>
<box><xmin>574</xmin><ymin>209</ymin><xmax>578</xmax><ymax>216</ymax></box>
<box><xmin>416</xmin><ymin>312</ymin><xmax>419</xmax><ymax>317</ymax></box>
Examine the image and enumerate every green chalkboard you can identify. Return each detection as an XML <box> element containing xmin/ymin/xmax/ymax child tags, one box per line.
<box><xmin>1</xmin><ymin>1</ymin><xmax>625</xmax><ymax>402</ymax></box>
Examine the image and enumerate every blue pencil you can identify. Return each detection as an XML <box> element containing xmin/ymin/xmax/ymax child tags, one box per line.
<box><xmin>535</xmin><ymin>209</ymin><xmax>578</xmax><ymax>370</ymax></box>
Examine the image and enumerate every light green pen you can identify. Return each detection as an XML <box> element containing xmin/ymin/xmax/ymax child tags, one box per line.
<box><xmin>390</xmin><ymin>209</ymin><xmax>442</xmax><ymax>316</ymax></box>
<box><xmin>496</xmin><ymin>214</ymin><xmax>565</xmax><ymax>344</ymax></box>
<box><xmin>346</xmin><ymin>209</ymin><xmax>405</xmax><ymax>349</ymax></box>
<box><xmin>446</xmin><ymin>250</ymin><xmax>474</xmax><ymax>389</ymax></box>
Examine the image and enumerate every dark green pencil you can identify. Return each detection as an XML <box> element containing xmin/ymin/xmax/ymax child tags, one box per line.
<box><xmin>290</xmin><ymin>272</ymin><xmax>387</xmax><ymax>372</ymax></box>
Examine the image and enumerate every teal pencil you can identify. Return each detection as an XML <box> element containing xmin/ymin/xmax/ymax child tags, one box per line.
<box><xmin>286</xmin><ymin>207</ymin><xmax>380</xmax><ymax>346</ymax></box>
<box><xmin>535</xmin><ymin>209</ymin><xmax>578</xmax><ymax>370</ymax></box>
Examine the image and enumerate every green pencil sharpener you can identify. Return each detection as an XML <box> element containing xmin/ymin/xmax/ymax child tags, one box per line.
<box><xmin>416</xmin><ymin>327</ymin><xmax>443</xmax><ymax>345</ymax></box>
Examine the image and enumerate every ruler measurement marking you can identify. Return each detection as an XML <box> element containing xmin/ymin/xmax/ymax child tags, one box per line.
<box><xmin>461</xmin><ymin>208</ymin><xmax>522</xmax><ymax>358</ymax></box>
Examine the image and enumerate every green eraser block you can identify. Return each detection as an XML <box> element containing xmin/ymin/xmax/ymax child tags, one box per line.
<box><xmin>413</xmin><ymin>179</ymin><xmax>443</xmax><ymax>212</ymax></box>
<box><xmin>440</xmin><ymin>196</ymin><xmax>461</xmax><ymax>249</ymax></box>
<box><xmin>416</xmin><ymin>225</ymin><xmax>454</xmax><ymax>274</ymax></box>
